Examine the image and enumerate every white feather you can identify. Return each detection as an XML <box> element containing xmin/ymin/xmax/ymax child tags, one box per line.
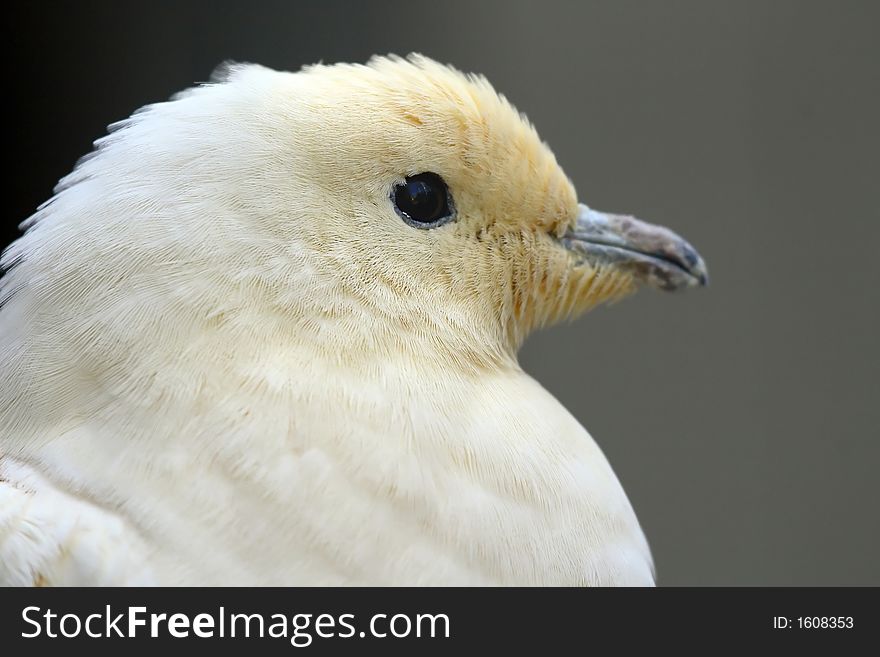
<box><xmin>0</xmin><ymin>56</ymin><xmax>653</xmax><ymax>585</ymax></box>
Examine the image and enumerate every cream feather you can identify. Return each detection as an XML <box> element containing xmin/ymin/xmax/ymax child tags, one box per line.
<box><xmin>0</xmin><ymin>55</ymin><xmax>655</xmax><ymax>585</ymax></box>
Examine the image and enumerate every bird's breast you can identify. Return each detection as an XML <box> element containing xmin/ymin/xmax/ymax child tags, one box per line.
<box><xmin>4</xmin><ymin>358</ymin><xmax>654</xmax><ymax>586</ymax></box>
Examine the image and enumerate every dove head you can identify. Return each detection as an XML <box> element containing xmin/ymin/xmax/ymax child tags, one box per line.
<box><xmin>2</xmin><ymin>55</ymin><xmax>706</xmax><ymax>376</ymax></box>
<box><xmin>261</xmin><ymin>55</ymin><xmax>592</xmax><ymax>358</ymax></box>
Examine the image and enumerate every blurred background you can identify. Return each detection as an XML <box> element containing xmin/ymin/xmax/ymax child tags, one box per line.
<box><xmin>7</xmin><ymin>0</ymin><xmax>878</xmax><ymax>585</ymax></box>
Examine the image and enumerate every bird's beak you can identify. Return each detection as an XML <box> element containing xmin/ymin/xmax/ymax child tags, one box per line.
<box><xmin>561</xmin><ymin>203</ymin><xmax>709</xmax><ymax>291</ymax></box>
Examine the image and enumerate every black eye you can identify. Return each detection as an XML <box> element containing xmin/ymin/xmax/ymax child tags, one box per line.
<box><xmin>392</xmin><ymin>172</ymin><xmax>455</xmax><ymax>228</ymax></box>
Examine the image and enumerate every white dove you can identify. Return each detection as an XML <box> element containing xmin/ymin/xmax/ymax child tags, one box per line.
<box><xmin>0</xmin><ymin>55</ymin><xmax>707</xmax><ymax>586</ymax></box>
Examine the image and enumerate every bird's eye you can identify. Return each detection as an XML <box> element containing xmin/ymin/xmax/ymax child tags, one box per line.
<box><xmin>392</xmin><ymin>173</ymin><xmax>455</xmax><ymax>228</ymax></box>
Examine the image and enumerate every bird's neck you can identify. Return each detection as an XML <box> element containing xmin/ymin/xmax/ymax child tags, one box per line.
<box><xmin>1</xmin><ymin>273</ymin><xmax>520</xmax><ymax>445</ymax></box>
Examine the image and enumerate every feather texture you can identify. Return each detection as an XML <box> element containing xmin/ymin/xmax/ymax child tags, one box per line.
<box><xmin>0</xmin><ymin>55</ymin><xmax>652</xmax><ymax>585</ymax></box>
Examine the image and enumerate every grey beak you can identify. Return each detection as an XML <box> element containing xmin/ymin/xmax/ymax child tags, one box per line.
<box><xmin>561</xmin><ymin>204</ymin><xmax>709</xmax><ymax>291</ymax></box>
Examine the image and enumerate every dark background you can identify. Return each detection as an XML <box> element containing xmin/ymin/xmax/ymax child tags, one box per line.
<box><xmin>7</xmin><ymin>1</ymin><xmax>879</xmax><ymax>585</ymax></box>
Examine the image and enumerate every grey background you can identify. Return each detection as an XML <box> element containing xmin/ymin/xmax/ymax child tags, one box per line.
<box><xmin>8</xmin><ymin>1</ymin><xmax>879</xmax><ymax>585</ymax></box>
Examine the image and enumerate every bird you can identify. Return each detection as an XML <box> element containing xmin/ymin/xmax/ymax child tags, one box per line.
<box><xmin>0</xmin><ymin>55</ymin><xmax>707</xmax><ymax>586</ymax></box>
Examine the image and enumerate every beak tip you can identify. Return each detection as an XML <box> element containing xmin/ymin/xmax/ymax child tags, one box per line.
<box><xmin>680</xmin><ymin>242</ymin><xmax>709</xmax><ymax>288</ymax></box>
<box><xmin>693</xmin><ymin>262</ymin><xmax>709</xmax><ymax>288</ymax></box>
